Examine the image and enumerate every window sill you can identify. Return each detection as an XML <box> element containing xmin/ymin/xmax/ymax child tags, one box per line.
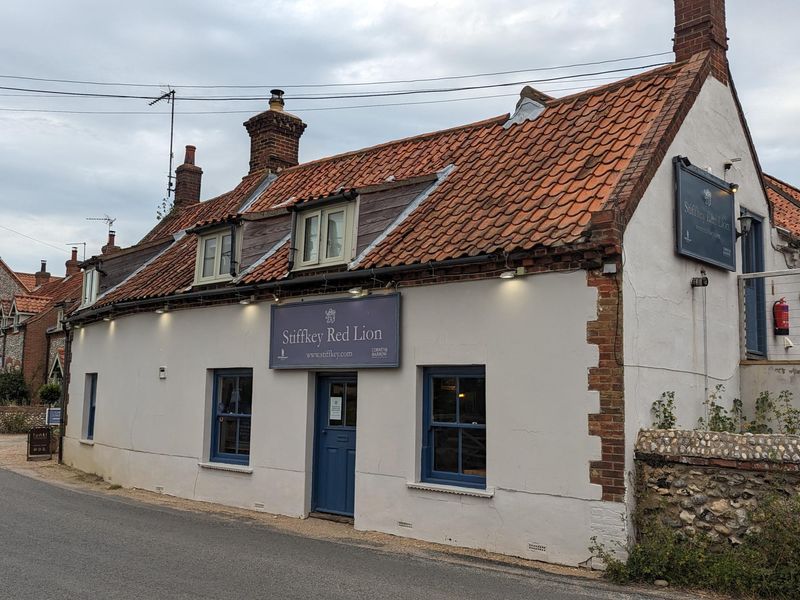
<box><xmin>406</xmin><ymin>481</ymin><xmax>495</xmax><ymax>498</ymax></box>
<box><xmin>198</xmin><ymin>461</ymin><xmax>253</xmax><ymax>474</ymax></box>
<box><xmin>78</xmin><ymin>439</ymin><xmax>95</xmax><ymax>446</ymax></box>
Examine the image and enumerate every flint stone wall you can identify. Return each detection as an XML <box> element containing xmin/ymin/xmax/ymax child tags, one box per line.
<box><xmin>635</xmin><ymin>429</ymin><xmax>800</xmax><ymax>544</ymax></box>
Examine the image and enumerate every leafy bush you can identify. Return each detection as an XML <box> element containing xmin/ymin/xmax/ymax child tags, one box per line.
<box><xmin>592</xmin><ymin>495</ymin><xmax>800</xmax><ymax>598</ymax></box>
<box><xmin>697</xmin><ymin>385</ymin><xmax>739</xmax><ymax>432</ymax></box>
<box><xmin>0</xmin><ymin>413</ymin><xmax>32</xmax><ymax>434</ymax></box>
<box><xmin>38</xmin><ymin>382</ymin><xmax>61</xmax><ymax>405</ymax></box>
<box><xmin>651</xmin><ymin>391</ymin><xmax>676</xmax><ymax>429</ymax></box>
<box><xmin>0</xmin><ymin>371</ymin><xmax>29</xmax><ymax>405</ymax></box>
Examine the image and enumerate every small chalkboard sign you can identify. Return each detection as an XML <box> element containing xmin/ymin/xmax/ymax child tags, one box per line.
<box><xmin>27</xmin><ymin>426</ymin><xmax>52</xmax><ymax>461</ymax></box>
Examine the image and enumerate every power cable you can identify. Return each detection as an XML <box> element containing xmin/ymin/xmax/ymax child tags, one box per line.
<box><xmin>0</xmin><ymin>63</ymin><xmax>670</xmax><ymax>102</ymax></box>
<box><xmin>0</xmin><ymin>224</ymin><xmax>69</xmax><ymax>254</ymax></box>
<box><xmin>0</xmin><ymin>51</ymin><xmax>671</xmax><ymax>90</ymax></box>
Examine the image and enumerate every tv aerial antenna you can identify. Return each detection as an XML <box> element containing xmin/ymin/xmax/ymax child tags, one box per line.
<box><xmin>150</xmin><ymin>86</ymin><xmax>177</xmax><ymax>203</ymax></box>
<box><xmin>86</xmin><ymin>214</ymin><xmax>117</xmax><ymax>233</ymax></box>
<box><xmin>65</xmin><ymin>242</ymin><xmax>87</xmax><ymax>261</ymax></box>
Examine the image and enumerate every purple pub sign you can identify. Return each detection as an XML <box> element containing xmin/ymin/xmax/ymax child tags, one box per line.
<box><xmin>269</xmin><ymin>294</ymin><xmax>400</xmax><ymax>369</ymax></box>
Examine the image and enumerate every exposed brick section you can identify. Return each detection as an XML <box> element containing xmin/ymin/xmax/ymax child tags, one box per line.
<box><xmin>22</xmin><ymin>304</ymin><xmax>56</xmax><ymax>395</ymax></box>
<box><xmin>101</xmin><ymin>231</ymin><xmax>121</xmax><ymax>255</ymax></box>
<box><xmin>673</xmin><ymin>0</ymin><xmax>728</xmax><ymax>85</ymax></box>
<box><xmin>65</xmin><ymin>247</ymin><xmax>80</xmax><ymax>276</ymax></box>
<box><xmin>174</xmin><ymin>145</ymin><xmax>203</xmax><ymax>210</ymax></box>
<box><xmin>587</xmin><ymin>266</ymin><xmax>625</xmax><ymax>502</ymax></box>
<box><xmin>244</xmin><ymin>107</ymin><xmax>306</xmax><ymax>174</ymax></box>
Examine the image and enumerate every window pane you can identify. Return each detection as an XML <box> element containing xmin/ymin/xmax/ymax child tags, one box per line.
<box><xmin>302</xmin><ymin>215</ymin><xmax>319</xmax><ymax>262</ymax></box>
<box><xmin>345</xmin><ymin>381</ymin><xmax>357</xmax><ymax>427</ymax></box>
<box><xmin>328</xmin><ymin>382</ymin><xmax>344</xmax><ymax>426</ymax></box>
<box><xmin>217</xmin><ymin>417</ymin><xmax>238</xmax><ymax>454</ymax></box>
<box><xmin>458</xmin><ymin>377</ymin><xmax>486</xmax><ymax>425</ymax></box>
<box><xmin>432</xmin><ymin>377</ymin><xmax>457</xmax><ymax>422</ymax></box>
<box><xmin>202</xmin><ymin>237</ymin><xmax>217</xmax><ymax>277</ymax></box>
<box><xmin>325</xmin><ymin>210</ymin><xmax>345</xmax><ymax>259</ymax></box>
<box><xmin>237</xmin><ymin>418</ymin><xmax>251</xmax><ymax>456</ymax></box>
<box><xmin>461</xmin><ymin>429</ymin><xmax>486</xmax><ymax>477</ymax></box>
<box><xmin>218</xmin><ymin>376</ymin><xmax>236</xmax><ymax>414</ymax></box>
<box><xmin>433</xmin><ymin>427</ymin><xmax>459</xmax><ymax>473</ymax></box>
<box><xmin>218</xmin><ymin>234</ymin><xmax>232</xmax><ymax>275</ymax></box>
<box><xmin>237</xmin><ymin>376</ymin><xmax>252</xmax><ymax>416</ymax></box>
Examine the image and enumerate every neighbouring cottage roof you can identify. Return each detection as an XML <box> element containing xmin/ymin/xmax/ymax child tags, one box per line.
<box><xmin>13</xmin><ymin>295</ymin><xmax>52</xmax><ymax>314</ymax></box>
<box><xmin>764</xmin><ymin>174</ymin><xmax>800</xmax><ymax>239</ymax></box>
<box><xmin>14</xmin><ymin>272</ymin><xmax>37</xmax><ymax>291</ymax></box>
<box><xmin>90</xmin><ymin>52</ymin><xmax>714</xmax><ymax>309</ymax></box>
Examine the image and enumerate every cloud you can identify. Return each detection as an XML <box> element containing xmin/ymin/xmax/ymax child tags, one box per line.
<box><xmin>0</xmin><ymin>0</ymin><xmax>798</xmax><ymax>273</ymax></box>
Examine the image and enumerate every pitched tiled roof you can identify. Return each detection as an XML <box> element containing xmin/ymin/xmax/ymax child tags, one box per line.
<box><xmin>14</xmin><ymin>295</ymin><xmax>52</xmax><ymax>314</ymax></box>
<box><xmin>87</xmin><ymin>52</ymin><xmax>713</xmax><ymax>308</ymax></box>
<box><xmin>14</xmin><ymin>272</ymin><xmax>37</xmax><ymax>291</ymax></box>
<box><xmin>140</xmin><ymin>173</ymin><xmax>267</xmax><ymax>243</ymax></box>
<box><xmin>96</xmin><ymin>235</ymin><xmax>198</xmax><ymax>306</ymax></box>
<box><xmin>764</xmin><ymin>174</ymin><xmax>800</xmax><ymax>238</ymax></box>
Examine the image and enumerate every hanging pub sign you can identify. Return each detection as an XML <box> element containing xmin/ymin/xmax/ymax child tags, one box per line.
<box><xmin>674</xmin><ymin>156</ymin><xmax>737</xmax><ymax>271</ymax></box>
<box><xmin>270</xmin><ymin>294</ymin><xmax>400</xmax><ymax>369</ymax></box>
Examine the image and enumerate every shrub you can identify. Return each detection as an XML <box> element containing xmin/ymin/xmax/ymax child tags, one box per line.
<box><xmin>0</xmin><ymin>413</ymin><xmax>32</xmax><ymax>434</ymax></box>
<box><xmin>38</xmin><ymin>382</ymin><xmax>62</xmax><ymax>405</ymax></box>
<box><xmin>591</xmin><ymin>495</ymin><xmax>800</xmax><ymax>598</ymax></box>
<box><xmin>0</xmin><ymin>371</ymin><xmax>29</xmax><ymax>405</ymax></box>
<box><xmin>651</xmin><ymin>391</ymin><xmax>677</xmax><ymax>429</ymax></box>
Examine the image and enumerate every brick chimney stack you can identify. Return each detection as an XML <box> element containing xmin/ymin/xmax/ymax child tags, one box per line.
<box><xmin>243</xmin><ymin>89</ymin><xmax>307</xmax><ymax>175</ymax></box>
<box><xmin>65</xmin><ymin>247</ymin><xmax>80</xmax><ymax>276</ymax></box>
<box><xmin>102</xmin><ymin>230</ymin><xmax>120</xmax><ymax>255</ymax></box>
<box><xmin>174</xmin><ymin>145</ymin><xmax>203</xmax><ymax>210</ymax></box>
<box><xmin>35</xmin><ymin>260</ymin><xmax>50</xmax><ymax>287</ymax></box>
<box><xmin>674</xmin><ymin>0</ymin><xmax>729</xmax><ymax>85</ymax></box>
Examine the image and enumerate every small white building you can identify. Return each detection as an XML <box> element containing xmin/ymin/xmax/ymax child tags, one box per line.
<box><xmin>63</xmin><ymin>0</ymin><xmax>800</xmax><ymax>566</ymax></box>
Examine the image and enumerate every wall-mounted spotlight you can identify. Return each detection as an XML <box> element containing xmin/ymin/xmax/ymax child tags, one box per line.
<box><xmin>499</xmin><ymin>266</ymin><xmax>527</xmax><ymax>279</ymax></box>
<box><xmin>729</xmin><ymin>182</ymin><xmax>739</xmax><ymax>193</ymax></box>
<box><xmin>348</xmin><ymin>286</ymin><xmax>363</xmax><ymax>295</ymax></box>
<box><xmin>102</xmin><ymin>315</ymin><xmax>113</xmax><ymax>322</ymax></box>
<box><xmin>239</xmin><ymin>295</ymin><xmax>255</xmax><ymax>305</ymax></box>
<box><xmin>155</xmin><ymin>304</ymin><xmax>170</xmax><ymax>314</ymax></box>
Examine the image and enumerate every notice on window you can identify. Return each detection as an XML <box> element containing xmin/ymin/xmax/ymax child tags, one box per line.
<box><xmin>329</xmin><ymin>397</ymin><xmax>343</xmax><ymax>421</ymax></box>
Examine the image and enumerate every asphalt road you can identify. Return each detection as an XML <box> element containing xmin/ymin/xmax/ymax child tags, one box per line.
<box><xmin>0</xmin><ymin>468</ymin><xmax>685</xmax><ymax>600</ymax></box>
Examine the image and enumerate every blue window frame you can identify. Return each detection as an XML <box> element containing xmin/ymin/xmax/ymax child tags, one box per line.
<box><xmin>210</xmin><ymin>369</ymin><xmax>253</xmax><ymax>465</ymax></box>
<box><xmin>422</xmin><ymin>366</ymin><xmax>486</xmax><ymax>488</ymax></box>
<box><xmin>85</xmin><ymin>373</ymin><xmax>98</xmax><ymax>440</ymax></box>
<box><xmin>742</xmin><ymin>211</ymin><xmax>767</xmax><ymax>357</ymax></box>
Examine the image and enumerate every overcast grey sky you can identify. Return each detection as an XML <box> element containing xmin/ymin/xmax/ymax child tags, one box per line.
<box><xmin>0</xmin><ymin>1</ymin><xmax>797</xmax><ymax>276</ymax></box>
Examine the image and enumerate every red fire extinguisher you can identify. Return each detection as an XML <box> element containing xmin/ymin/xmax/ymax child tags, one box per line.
<box><xmin>774</xmin><ymin>298</ymin><xmax>790</xmax><ymax>336</ymax></box>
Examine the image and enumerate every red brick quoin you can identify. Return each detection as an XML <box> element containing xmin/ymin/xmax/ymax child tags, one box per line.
<box><xmin>587</xmin><ymin>266</ymin><xmax>625</xmax><ymax>502</ymax></box>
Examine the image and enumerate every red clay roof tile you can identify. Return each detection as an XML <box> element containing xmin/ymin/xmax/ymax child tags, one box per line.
<box><xmin>764</xmin><ymin>174</ymin><xmax>800</xmax><ymax>238</ymax></box>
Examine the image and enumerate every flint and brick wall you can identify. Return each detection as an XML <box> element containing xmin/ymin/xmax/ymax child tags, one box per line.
<box><xmin>635</xmin><ymin>430</ymin><xmax>800</xmax><ymax>544</ymax></box>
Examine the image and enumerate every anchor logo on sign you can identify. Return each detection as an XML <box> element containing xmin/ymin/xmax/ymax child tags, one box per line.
<box><xmin>278</xmin><ymin>348</ymin><xmax>287</xmax><ymax>360</ymax></box>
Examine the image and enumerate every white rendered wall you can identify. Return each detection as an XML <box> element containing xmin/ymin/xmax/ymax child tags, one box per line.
<box><xmin>65</xmin><ymin>273</ymin><xmax>622</xmax><ymax>566</ymax></box>
<box><xmin>623</xmin><ymin>76</ymin><xmax>777</xmax><ymax>457</ymax></box>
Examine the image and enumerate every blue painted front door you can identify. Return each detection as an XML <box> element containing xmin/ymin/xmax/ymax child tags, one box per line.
<box><xmin>313</xmin><ymin>375</ymin><xmax>357</xmax><ymax>516</ymax></box>
<box><xmin>742</xmin><ymin>214</ymin><xmax>766</xmax><ymax>356</ymax></box>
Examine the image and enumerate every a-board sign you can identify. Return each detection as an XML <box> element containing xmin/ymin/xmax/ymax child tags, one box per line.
<box><xmin>674</xmin><ymin>156</ymin><xmax>737</xmax><ymax>271</ymax></box>
<box><xmin>270</xmin><ymin>294</ymin><xmax>400</xmax><ymax>369</ymax></box>
<box><xmin>27</xmin><ymin>426</ymin><xmax>52</xmax><ymax>461</ymax></box>
<box><xmin>45</xmin><ymin>407</ymin><xmax>61</xmax><ymax>426</ymax></box>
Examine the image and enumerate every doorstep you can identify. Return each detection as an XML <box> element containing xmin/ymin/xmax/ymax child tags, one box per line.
<box><xmin>309</xmin><ymin>511</ymin><xmax>354</xmax><ymax>525</ymax></box>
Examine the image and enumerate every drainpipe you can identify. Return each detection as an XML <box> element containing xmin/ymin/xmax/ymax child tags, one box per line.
<box><xmin>229</xmin><ymin>223</ymin><xmax>238</xmax><ymax>277</ymax></box>
<box><xmin>58</xmin><ymin>327</ymin><xmax>72</xmax><ymax>464</ymax></box>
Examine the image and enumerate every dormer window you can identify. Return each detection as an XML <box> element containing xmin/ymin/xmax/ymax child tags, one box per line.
<box><xmin>81</xmin><ymin>268</ymin><xmax>99</xmax><ymax>307</ymax></box>
<box><xmin>295</xmin><ymin>202</ymin><xmax>356</xmax><ymax>270</ymax></box>
<box><xmin>195</xmin><ymin>229</ymin><xmax>236</xmax><ymax>284</ymax></box>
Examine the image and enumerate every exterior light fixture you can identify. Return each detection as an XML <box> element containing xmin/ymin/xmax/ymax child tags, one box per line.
<box><xmin>736</xmin><ymin>214</ymin><xmax>754</xmax><ymax>239</ymax></box>
<box><xmin>348</xmin><ymin>287</ymin><xmax>363</xmax><ymax>295</ymax></box>
<box><xmin>102</xmin><ymin>315</ymin><xmax>113</xmax><ymax>322</ymax></box>
<box><xmin>499</xmin><ymin>270</ymin><xmax>516</xmax><ymax>279</ymax></box>
<box><xmin>155</xmin><ymin>304</ymin><xmax>170</xmax><ymax>314</ymax></box>
<box><xmin>271</xmin><ymin>293</ymin><xmax>281</xmax><ymax>303</ymax></box>
<box><xmin>74</xmin><ymin>323</ymin><xmax>83</xmax><ymax>330</ymax></box>
<box><xmin>730</xmin><ymin>182</ymin><xmax>739</xmax><ymax>193</ymax></box>
<box><xmin>239</xmin><ymin>295</ymin><xmax>255</xmax><ymax>305</ymax></box>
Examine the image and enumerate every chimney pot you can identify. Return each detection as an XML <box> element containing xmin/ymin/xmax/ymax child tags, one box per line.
<box><xmin>65</xmin><ymin>247</ymin><xmax>80</xmax><ymax>276</ymax></box>
<box><xmin>34</xmin><ymin>260</ymin><xmax>51</xmax><ymax>287</ymax></box>
<box><xmin>174</xmin><ymin>145</ymin><xmax>203</xmax><ymax>210</ymax></box>
<box><xmin>102</xmin><ymin>230</ymin><xmax>120</xmax><ymax>255</ymax></box>
<box><xmin>244</xmin><ymin>90</ymin><xmax>306</xmax><ymax>174</ymax></box>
